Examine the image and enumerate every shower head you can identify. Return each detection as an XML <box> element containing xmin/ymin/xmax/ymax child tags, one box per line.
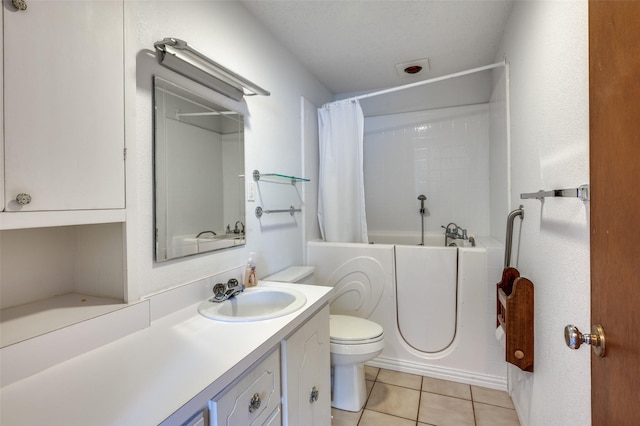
<box><xmin>417</xmin><ymin>194</ymin><xmax>427</xmax><ymax>213</ymax></box>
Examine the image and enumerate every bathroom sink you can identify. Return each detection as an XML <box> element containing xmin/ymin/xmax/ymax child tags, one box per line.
<box><xmin>198</xmin><ymin>286</ymin><xmax>307</xmax><ymax>322</ymax></box>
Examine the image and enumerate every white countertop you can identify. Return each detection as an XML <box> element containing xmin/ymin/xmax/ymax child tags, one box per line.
<box><xmin>0</xmin><ymin>282</ymin><xmax>333</xmax><ymax>425</ymax></box>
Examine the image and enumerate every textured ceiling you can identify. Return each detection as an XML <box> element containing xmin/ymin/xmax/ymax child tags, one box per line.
<box><xmin>241</xmin><ymin>0</ymin><xmax>514</xmax><ymax>96</ymax></box>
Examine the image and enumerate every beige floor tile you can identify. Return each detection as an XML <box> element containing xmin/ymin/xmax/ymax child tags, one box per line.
<box><xmin>331</xmin><ymin>407</ymin><xmax>362</xmax><ymax>426</ymax></box>
<box><xmin>376</xmin><ymin>369</ymin><xmax>422</xmax><ymax>390</ymax></box>
<box><xmin>418</xmin><ymin>392</ymin><xmax>475</xmax><ymax>426</ymax></box>
<box><xmin>471</xmin><ymin>385</ymin><xmax>514</xmax><ymax>408</ymax></box>
<box><xmin>474</xmin><ymin>402</ymin><xmax>520</xmax><ymax>426</ymax></box>
<box><xmin>366</xmin><ymin>382</ymin><xmax>420</xmax><ymax>420</ymax></box>
<box><xmin>364</xmin><ymin>365</ymin><xmax>380</xmax><ymax>381</ymax></box>
<box><xmin>359</xmin><ymin>409</ymin><xmax>416</xmax><ymax>426</ymax></box>
<box><xmin>422</xmin><ymin>376</ymin><xmax>471</xmax><ymax>400</ymax></box>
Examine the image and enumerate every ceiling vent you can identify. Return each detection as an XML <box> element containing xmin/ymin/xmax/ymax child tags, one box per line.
<box><xmin>395</xmin><ymin>58</ymin><xmax>430</xmax><ymax>78</ymax></box>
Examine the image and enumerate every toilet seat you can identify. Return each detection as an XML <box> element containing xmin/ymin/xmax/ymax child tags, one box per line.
<box><xmin>330</xmin><ymin>315</ymin><xmax>384</xmax><ymax>344</ymax></box>
<box><xmin>330</xmin><ymin>315</ymin><xmax>385</xmax><ymax>356</ymax></box>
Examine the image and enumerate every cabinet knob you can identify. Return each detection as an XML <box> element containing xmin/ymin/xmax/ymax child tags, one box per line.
<box><xmin>12</xmin><ymin>0</ymin><xmax>27</xmax><ymax>10</ymax></box>
<box><xmin>16</xmin><ymin>193</ymin><xmax>32</xmax><ymax>205</ymax></box>
<box><xmin>309</xmin><ymin>386</ymin><xmax>319</xmax><ymax>403</ymax></box>
<box><xmin>248</xmin><ymin>393</ymin><xmax>261</xmax><ymax>413</ymax></box>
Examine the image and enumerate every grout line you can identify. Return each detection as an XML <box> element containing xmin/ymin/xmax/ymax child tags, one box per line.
<box><xmin>470</xmin><ymin>384</ymin><xmax>478</xmax><ymax>426</ymax></box>
<box><xmin>416</xmin><ymin>375</ymin><xmax>424</xmax><ymax>425</ymax></box>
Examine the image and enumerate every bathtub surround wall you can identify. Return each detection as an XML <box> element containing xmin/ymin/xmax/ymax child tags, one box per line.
<box><xmin>132</xmin><ymin>1</ymin><xmax>332</xmax><ymax>299</ymax></box>
<box><xmin>496</xmin><ymin>2</ymin><xmax>591</xmax><ymax>425</ymax></box>
<box><xmin>363</xmin><ymin>104</ymin><xmax>491</xmax><ymax>236</ymax></box>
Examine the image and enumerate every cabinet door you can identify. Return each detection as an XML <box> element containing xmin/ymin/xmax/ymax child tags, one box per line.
<box><xmin>282</xmin><ymin>305</ymin><xmax>331</xmax><ymax>426</ymax></box>
<box><xmin>3</xmin><ymin>0</ymin><xmax>125</xmax><ymax>211</ymax></box>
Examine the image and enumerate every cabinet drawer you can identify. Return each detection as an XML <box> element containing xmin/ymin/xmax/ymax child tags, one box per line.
<box><xmin>210</xmin><ymin>349</ymin><xmax>281</xmax><ymax>426</ymax></box>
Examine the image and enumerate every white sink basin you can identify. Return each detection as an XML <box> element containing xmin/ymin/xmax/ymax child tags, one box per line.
<box><xmin>198</xmin><ymin>286</ymin><xmax>307</xmax><ymax>322</ymax></box>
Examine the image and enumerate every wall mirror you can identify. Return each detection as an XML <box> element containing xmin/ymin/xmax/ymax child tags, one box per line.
<box><xmin>153</xmin><ymin>76</ymin><xmax>245</xmax><ymax>262</ymax></box>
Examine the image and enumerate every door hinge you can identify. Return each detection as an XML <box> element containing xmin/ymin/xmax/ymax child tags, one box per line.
<box><xmin>124</xmin><ymin>147</ymin><xmax>127</xmax><ymax>160</ymax></box>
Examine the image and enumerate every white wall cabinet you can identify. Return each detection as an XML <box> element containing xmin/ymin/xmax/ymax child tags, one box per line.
<box><xmin>2</xmin><ymin>0</ymin><xmax>125</xmax><ymax>214</ymax></box>
<box><xmin>282</xmin><ymin>305</ymin><xmax>331</xmax><ymax>426</ymax></box>
<box><xmin>0</xmin><ymin>1</ymin><xmax>128</xmax><ymax>355</ymax></box>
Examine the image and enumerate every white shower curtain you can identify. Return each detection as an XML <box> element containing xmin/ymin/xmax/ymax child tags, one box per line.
<box><xmin>317</xmin><ymin>100</ymin><xmax>368</xmax><ymax>243</ymax></box>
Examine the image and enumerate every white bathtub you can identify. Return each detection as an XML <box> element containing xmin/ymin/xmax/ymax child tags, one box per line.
<box><xmin>307</xmin><ymin>233</ymin><xmax>507</xmax><ymax>390</ymax></box>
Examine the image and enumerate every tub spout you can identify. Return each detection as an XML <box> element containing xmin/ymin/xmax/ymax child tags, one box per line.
<box><xmin>442</xmin><ymin>223</ymin><xmax>468</xmax><ymax>246</ymax></box>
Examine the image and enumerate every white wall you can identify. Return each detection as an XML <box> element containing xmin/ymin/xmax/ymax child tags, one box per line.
<box><xmin>130</xmin><ymin>1</ymin><xmax>332</xmax><ymax>299</ymax></box>
<box><xmin>363</xmin><ymin>104</ymin><xmax>491</xmax><ymax>237</ymax></box>
<box><xmin>497</xmin><ymin>2</ymin><xmax>591</xmax><ymax>425</ymax></box>
<box><xmin>489</xmin><ymin>67</ymin><xmax>510</xmax><ymax>242</ymax></box>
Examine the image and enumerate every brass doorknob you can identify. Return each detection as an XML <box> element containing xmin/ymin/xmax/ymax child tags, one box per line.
<box><xmin>564</xmin><ymin>324</ymin><xmax>606</xmax><ymax>357</ymax></box>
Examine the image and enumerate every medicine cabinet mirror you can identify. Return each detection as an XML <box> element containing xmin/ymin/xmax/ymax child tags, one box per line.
<box><xmin>153</xmin><ymin>76</ymin><xmax>245</xmax><ymax>262</ymax></box>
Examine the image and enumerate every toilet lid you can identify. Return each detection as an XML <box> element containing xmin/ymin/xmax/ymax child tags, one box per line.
<box><xmin>330</xmin><ymin>315</ymin><xmax>383</xmax><ymax>343</ymax></box>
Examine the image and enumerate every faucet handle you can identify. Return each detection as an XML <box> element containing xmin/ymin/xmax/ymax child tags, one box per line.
<box><xmin>224</xmin><ymin>278</ymin><xmax>244</xmax><ymax>297</ymax></box>
<box><xmin>213</xmin><ymin>283</ymin><xmax>226</xmax><ymax>301</ymax></box>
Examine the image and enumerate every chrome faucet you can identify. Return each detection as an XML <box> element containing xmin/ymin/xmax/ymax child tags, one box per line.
<box><xmin>233</xmin><ymin>221</ymin><xmax>245</xmax><ymax>234</ymax></box>
<box><xmin>442</xmin><ymin>223</ymin><xmax>468</xmax><ymax>241</ymax></box>
<box><xmin>211</xmin><ymin>278</ymin><xmax>245</xmax><ymax>302</ymax></box>
<box><xmin>196</xmin><ymin>230</ymin><xmax>217</xmax><ymax>238</ymax></box>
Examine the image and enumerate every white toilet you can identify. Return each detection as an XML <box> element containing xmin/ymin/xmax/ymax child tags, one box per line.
<box><xmin>264</xmin><ymin>265</ymin><xmax>384</xmax><ymax>412</ymax></box>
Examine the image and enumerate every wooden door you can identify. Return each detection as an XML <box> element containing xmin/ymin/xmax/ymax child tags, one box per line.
<box><xmin>589</xmin><ymin>1</ymin><xmax>640</xmax><ymax>424</ymax></box>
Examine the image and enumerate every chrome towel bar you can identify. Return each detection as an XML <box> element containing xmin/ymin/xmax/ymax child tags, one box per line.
<box><xmin>255</xmin><ymin>206</ymin><xmax>301</xmax><ymax>218</ymax></box>
<box><xmin>520</xmin><ymin>184</ymin><xmax>589</xmax><ymax>201</ymax></box>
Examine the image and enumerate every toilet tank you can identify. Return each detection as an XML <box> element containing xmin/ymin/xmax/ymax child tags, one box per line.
<box><xmin>263</xmin><ymin>266</ymin><xmax>316</xmax><ymax>284</ymax></box>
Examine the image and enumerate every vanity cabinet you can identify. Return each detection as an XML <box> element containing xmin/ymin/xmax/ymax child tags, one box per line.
<box><xmin>2</xmin><ymin>0</ymin><xmax>125</xmax><ymax>214</ymax></box>
<box><xmin>163</xmin><ymin>305</ymin><xmax>331</xmax><ymax>426</ymax></box>
<box><xmin>282</xmin><ymin>305</ymin><xmax>331</xmax><ymax>426</ymax></box>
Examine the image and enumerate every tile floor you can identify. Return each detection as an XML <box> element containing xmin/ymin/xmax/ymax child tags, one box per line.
<box><xmin>331</xmin><ymin>367</ymin><xmax>520</xmax><ymax>426</ymax></box>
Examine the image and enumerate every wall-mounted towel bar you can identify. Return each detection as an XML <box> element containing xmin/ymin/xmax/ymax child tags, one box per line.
<box><xmin>520</xmin><ymin>184</ymin><xmax>589</xmax><ymax>201</ymax></box>
<box><xmin>255</xmin><ymin>206</ymin><xmax>301</xmax><ymax>218</ymax></box>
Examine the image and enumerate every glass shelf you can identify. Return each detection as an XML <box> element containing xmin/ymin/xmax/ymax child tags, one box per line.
<box><xmin>253</xmin><ymin>169</ymin><xmax>310</xmax><ymax>184</ymax></box>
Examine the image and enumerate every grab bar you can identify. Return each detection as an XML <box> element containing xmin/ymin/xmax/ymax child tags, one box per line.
<box><xmin>504</xmin><ymin>206</ymin><xmax>524</xmax><ymax>268</ymax></box>
<box><xmin>520</xmin><ymin>184</ymin><xmax>589</xmax><ymax>201</ymax></box>
<box><xmin>255</xmin><ymin>205</ymin><xmax>301</xmax><ymax>218</ymax></box>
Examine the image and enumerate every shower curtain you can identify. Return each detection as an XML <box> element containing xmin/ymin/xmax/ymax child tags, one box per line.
<box><xmin>317</xmin><ymin>99</ymin><xmax>368</xmax><ymax>243</ymax></box>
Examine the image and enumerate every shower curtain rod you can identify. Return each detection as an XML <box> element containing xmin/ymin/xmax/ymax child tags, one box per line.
<box><xmin>348</xmin><ymin>60</ymin><xmax>506</xmax><ymax>102</ymax></box>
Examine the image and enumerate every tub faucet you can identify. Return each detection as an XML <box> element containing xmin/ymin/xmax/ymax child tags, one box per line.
<box><xmin>234</xmin><ymin>221</ymin><xmax>245</xmax><ymax>234</ymax></box>
<box><xmin>196</xmin><ymin>230</ymin><xmax>217</xmax><ymax>238</ymax></box>
<box><xmin>442</xmin><ymin>223</ymin><xmax>468</xmax><ymax>240</ymax></box>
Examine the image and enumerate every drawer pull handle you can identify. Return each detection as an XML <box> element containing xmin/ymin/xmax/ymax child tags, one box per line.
<box><xmin>249</xmin><ymin>393</ymin><xmax>261</xmax><ymax>413</ymax></box>
<box><xmin>309</xmin><ymin>386</ymin><xmax>319</xmax><ymax>403</ymax></box>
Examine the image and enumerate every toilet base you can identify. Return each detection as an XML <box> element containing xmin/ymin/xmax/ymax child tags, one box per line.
<box><xmin>331</xmin><ymin>362</ymin><xmax>367</xmax><ymax>412</ymax></box>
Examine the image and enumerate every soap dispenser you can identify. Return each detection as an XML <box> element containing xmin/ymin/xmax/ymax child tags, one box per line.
<box><xmin>244</xmin><ymin>252</ymin><xmax>258</xmax><ymax>287</ymax></box>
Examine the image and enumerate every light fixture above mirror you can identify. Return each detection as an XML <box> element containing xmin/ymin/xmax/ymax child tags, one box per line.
<box><xmin>154</xmin><ymin>37</ymin><xmax>270</xmax><ymax>101</ymax></box>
